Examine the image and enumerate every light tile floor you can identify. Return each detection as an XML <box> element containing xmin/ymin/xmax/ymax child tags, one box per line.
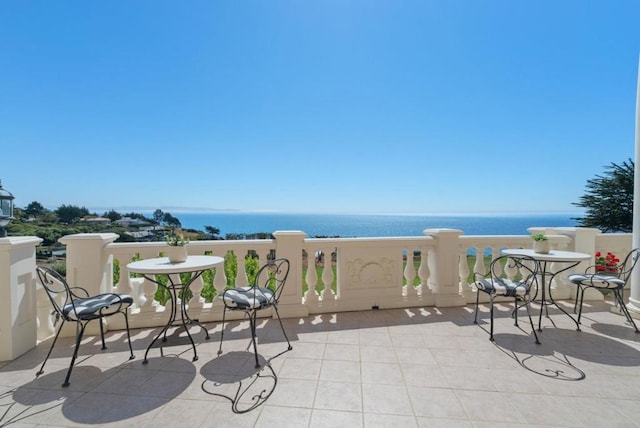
<box><xmin>2</xmin><ymin>299</ymin><xmax>640</xmax><ymax>427</ymax></box>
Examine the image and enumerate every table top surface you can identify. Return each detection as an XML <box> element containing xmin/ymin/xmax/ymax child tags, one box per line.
<box><xmin>127</xmin><ymin>255</ymin><xmax>224</xmax><ymax>274</ymax></box>
<box><xmin>502</xmin><ymin>248</ymin><xmax>591</xmax><ymax>262</ymax></box>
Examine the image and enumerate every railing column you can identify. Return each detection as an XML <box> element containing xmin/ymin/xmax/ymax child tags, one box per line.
<box><xmin>0</xmin><ymin>236</ymin><xmax>43</xmax><ymax>361</ymax></box>
<box><xmin>59</xmin><ymin>233</ymin><xmax>119</xmax><ymax>295</ymax></box>
<box><xmin>424</xmin><ymin>229</ymin><xmax>466</xmax><ymax>307</ymax></box>
<box><xmin>58</xmin><ymin>233</ymin><xmax>119</xmax><ymax>334</ymax></box>
<box><xmin>274</xmin><ymin>230</ymin><xmax>309</xmax><ymax>318</ymax></box>
<box><xmin>554</xmin><ymin>227</ymin><xmax>603</xmax><ymax>301</ymax></box>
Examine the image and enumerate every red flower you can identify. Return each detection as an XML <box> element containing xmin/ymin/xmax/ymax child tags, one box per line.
<box><xmin>595</xmin><ymin>251</ymin><xmax>620</xmax><ymax>274</ymax></box>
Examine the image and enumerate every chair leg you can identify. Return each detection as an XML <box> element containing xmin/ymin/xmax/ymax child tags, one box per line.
<box><xmin>513</xmin><ymin>297</ymin><xmax>519</xmax><ymax>327</ymax></box>
<box><xmin>122</xmin><ymin>311</ymin><xmax>135</xmax><ymax>360</ymax></box>
<box><xmin>218</xmin><ymin>307</ymin><xmax>227</xmax><ymax>356</ymax></box>
<box><xmin>573</xmin><ymin>283</ymin><xmax>580</xmax><ymax>313</ymax></box>
<box><xmin>489</xmin><ymin>293</ymin><xmax>495</xmax><ymax>342</ymax></box>
<box><xmin>99</xmin><ymin>318</ymin><xmax>107</xmax><ymax>350</ymax></box>
<box><xmin>36</xmin><ymin>319</ymin><xmax>65</xmax><ymax>377</ymax></box>
<box><xmin>63</xmin><ymin>322</ymin><xmax>87</xmax><ymax>387</ymax></box>
<box><xmin>577</xmin><ymin>286</ymin><xmax>587</xmax><ymax>324</ymax></box>
<box><xmin>248</xmin><ymin>310</ymin><xmax>260</xmax><ymax>368</ymax></box>
<box><xmin>473</xmin><ymin>289</ymin><xmax>480</xmax><ymax>324</ymax></box>
<box><xmin>524</xmin><ymin>298</ymin><xmax>540</xmax><ymax>344</ymax></box>
<box><xmin>614</xmin><ymin>290</ymin><xmax>640</xmax><ymax>332</ymax></box>
<box><xmin>271</xmin><ymin>304</ymin><xmax>293</xmax><ymax>351</ymax></box>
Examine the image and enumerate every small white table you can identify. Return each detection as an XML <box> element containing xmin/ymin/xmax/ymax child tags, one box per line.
<box><xmin>127</xmin><ymin>255</ymin><xmax>224</xmax><ymax>363</ymax></box>
<box><xmin>502</xmin><ymin>249</ymin><xmax>591</xmax><ymax>331</ymax></box>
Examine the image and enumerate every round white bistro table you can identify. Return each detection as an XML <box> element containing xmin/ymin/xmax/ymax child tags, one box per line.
<box><xmin>501</xmin><ymin>249</ymin><xmax>591</xmax><ymax>331</ymax></box>
<box><xmin>127</xmin><ymin>255</ymin><xmax>224</xmax><ymax>363</ymax></box>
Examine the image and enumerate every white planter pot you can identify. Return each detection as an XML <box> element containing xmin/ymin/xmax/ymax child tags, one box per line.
<box><xmin>167</xmin><ymin>246</ymin><xmax>188</xmax><ymax>263</ymax></box>
<box><xmin>532</xmin><ymin>240</ymin><xmax>550</xmax><ymax>254</ymax></box>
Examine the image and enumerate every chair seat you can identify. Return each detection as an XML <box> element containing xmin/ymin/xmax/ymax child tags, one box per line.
<box><xmin>63</xmin><ymin>294</ymin><xmax>133</xmax><ymax>320</ymax></box>
<box><xmin>568</xmin><ymin>273</ymin><xmax>625</xmax><ymax>288</ymax></box>
<box><xmin>476</xmin><ymin>278</ymin><xmax>530</xmax><ymax>297</ymax></box>
<box><xmin>222</xmin><ymin>287</ymin><xmax>274</xmax><ymax>310</ymax></box>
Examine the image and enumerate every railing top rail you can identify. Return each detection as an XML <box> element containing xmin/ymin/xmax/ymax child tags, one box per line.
<box><xmin>305</xmin><ymin>236</ymin><xmax>435</xmax><ymax>244</ymax></box>
<box><xmin>460</xmin><ymin>234</ymin><xmax>572</xmax><ymax>245</ymax></box>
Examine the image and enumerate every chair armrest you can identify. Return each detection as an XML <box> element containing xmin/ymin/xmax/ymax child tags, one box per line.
<box><xmin>69</xmin><ymin>286</ymin><xmax>90</xmax><ymax>299</ymax></box>
<box><xmin>583</xmin><ymin>264</ymin><xmax>600</xmax><ymax>274</ymax></box>
<box><xmin>97</xmin><ymin>293</ymin><xmax>130</xmax><ymax>316</ymax></box>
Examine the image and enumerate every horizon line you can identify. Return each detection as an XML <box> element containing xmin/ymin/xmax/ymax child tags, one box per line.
<box><xmin>81</xmin><ymin>206</ymin><xmax>585</xmax><ymax>217</ymax></box>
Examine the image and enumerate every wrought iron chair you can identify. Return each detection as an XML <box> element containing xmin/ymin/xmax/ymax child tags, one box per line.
<box><xmin>474</xmin><ymin>254</ymin><xmax>540</xmax><ymax>343</ymax></box>
<box><xmin>568</xmin><ymin>248</ymin><xmax>640</xmax><ymax>332</ymax></box>
<box><xmin>218</xmin><ymin>258</ymin><xmax>293</xmax><ymax>368</ymax></box>
<box><xmin>36</xmin><ymin>266</ymin><xmax>135</xmax><ymax>386</ymax></box>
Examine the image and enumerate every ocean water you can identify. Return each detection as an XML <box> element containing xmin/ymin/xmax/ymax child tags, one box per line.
<box><xmin>176</xmin><ymin>212</ymin><xmax>581</xmax><ymax>238</ymax></box>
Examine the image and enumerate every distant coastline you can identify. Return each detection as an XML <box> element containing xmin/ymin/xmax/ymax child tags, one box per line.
<box><xmin>172</xmin><ymin>212</ymin><xmax>582</xmax><ymax>239</ymax></box>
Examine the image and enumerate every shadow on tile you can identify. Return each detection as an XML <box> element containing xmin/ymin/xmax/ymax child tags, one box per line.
<box><xmin>200</xmin><ymin>351</ymin><xmax>278</xmax><ymax>414</ymax></box>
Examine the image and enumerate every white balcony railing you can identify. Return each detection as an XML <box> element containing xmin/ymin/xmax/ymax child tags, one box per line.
<box><xmin>0</xmin><ymin>226</ymin><xmax>632</xmax><ymax>361</ymax></box>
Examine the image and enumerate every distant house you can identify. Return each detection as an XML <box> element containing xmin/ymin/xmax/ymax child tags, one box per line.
<box><xmin>116</xmin><ymin>217</ymin><xmax>149</xmax><ymax>227</ymax></box>
<box><xmin>81</xmin><ymin>217</ymin><xmax>111</xmax><ymax>225</ymax></box>
<box><xmin>125</xmin><ymin>230</ymin><xmax>155</xmax><ymax>240</ymax></box>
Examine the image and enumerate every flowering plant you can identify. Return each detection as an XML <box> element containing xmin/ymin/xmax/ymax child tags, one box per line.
<box><xmin>166</xmin><ymin>229</ymin><xmax>188</xmax><ymax>246</ymax></box>
<box><xmin>594</xmin><ymin>251</ymin><xmax>620</xmax><ymax>274</ymax></box>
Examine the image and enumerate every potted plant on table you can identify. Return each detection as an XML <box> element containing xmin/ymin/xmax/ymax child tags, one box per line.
<box><xmin>166</xmin><ymin>229</ymin><xmax>189</xmax><ymax>263</ymax></box>
<box><xmin>531</xmin><ymin>233</ymin><xmax>550</xmax><ymax>254</ymax></box>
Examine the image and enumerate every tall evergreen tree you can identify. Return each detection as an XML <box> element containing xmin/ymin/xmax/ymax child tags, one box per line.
<box><xmin>55</xmin><ymin>204</ymin><xmax>90</xmax><ymax>224</ymax></box>
<box><xmin>25</xmin><ymin>201</ymin><xmax>47</xmax><ymax>217</ymax></box>
<box><xmin>573</xmin><ymin>158</ymin><xmax>634</xmax><ymax>232</ymax></box>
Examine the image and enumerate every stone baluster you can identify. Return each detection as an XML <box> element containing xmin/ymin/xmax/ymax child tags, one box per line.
<box><xmin>321</xmin><ymin>247</ymin><xmax>335</xmax><ymax>301</ymax></box>
<box><xmin>473</xmin><ymin>247</ymin><xmax>486</xmax><ymax>277</ymax></box>
<box><xmin>138</xmin><ymin>275</ymin><xmax>158</xmax><ymax>313</ymax></box>
<box><xmin>236</xmin><ymin>250</ymin><xmax>249</xmax><ymax>287</ymax></box>
<box><xmin>404</xmin><ymin>247</ymin><xmax>417</xmax><ymax>298</ymax></box>
<box><xmin>114</xmin><ymin>254</ymin><xmax>134</xmax><ymax>301</ymax></box>
<box><xmin>458</xmin><ymin>248</ymin><xmax>473</xmax><ymax>300</ymax></box>
<box><xmin>304</xmin><ymin>246</ymin><xmax>319</xmax><ymax>303</ymax></box>
<box><xmin>188</xmin><ymin>270</ymin><xmax>205</xmax><ymax>312</ymax></box>
<box><xmin>213</xmin><ymin>257</ymin><xmax>227</xmax><ymax>296</ymax></box>
<box><xmin>256</xmin><ymin>248</ymin><xmax>269</xmax><ymax>268</ymax></box>
<box><xmin>418</xmin><ymin>246</ymin><xmax>431</xmax><ymax>297</ymax></box>
<box><xmin>504</xmin><ymin>256</ymin><xmax>518</xmax><ymax>280</ymax></box>
<box><xmin>491</xmin><ymin>247</ymin><xmax>503</xmax><ymax>277</ymax></box>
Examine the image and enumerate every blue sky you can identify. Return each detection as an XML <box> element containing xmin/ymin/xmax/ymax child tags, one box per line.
<box><xmin>1</xmin><ymin>1</ymin><xmax>639</xmax><ymax>215</ymax></box>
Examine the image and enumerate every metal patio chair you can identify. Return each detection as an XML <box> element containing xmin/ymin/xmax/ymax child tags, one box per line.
<box><xmin>568</xmin><ymin>248</ymin><xmax>640</xmax><ymax>332</ymax></box>
<box><xmin>35</xmin><ymin>266</ymin><xmax>135</xmax><ymax>386</ymax></box>
<box><xmin>474</xmin><ymin>254</ymin><xmax>540</xmax><ymax>343</ymax></box>
<box><xmin>218</xmin><ymin>258</ymin><xmax>293</xmax><ymax>368</ymax></box>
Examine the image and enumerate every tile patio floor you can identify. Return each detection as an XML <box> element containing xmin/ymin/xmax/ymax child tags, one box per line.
<box><xmin>2</xmin><ymin>299</ymin><xmax>640</xmax><ymax>427</ymax></box>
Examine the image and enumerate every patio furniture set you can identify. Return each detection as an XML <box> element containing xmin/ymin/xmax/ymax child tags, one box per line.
<box><xmin>474</xmin><ymin>247</ymin><xmax>640</xmax><ymax>345</ymax></box>
<box><xmin>36</xmin><ymin>256</ymin><xmax>292</xmax><ymax>387</ymax></box>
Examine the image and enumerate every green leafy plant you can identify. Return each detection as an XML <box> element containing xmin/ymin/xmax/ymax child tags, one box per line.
<box><xmin>531</xmin><ymin>233</ymin><xmax>548</xmax><ymax>242</ymax></box>
<box><xmin>166</xmin><ymin>228</ymin><xmax>188</xmax><ymax>246</ymax></box>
